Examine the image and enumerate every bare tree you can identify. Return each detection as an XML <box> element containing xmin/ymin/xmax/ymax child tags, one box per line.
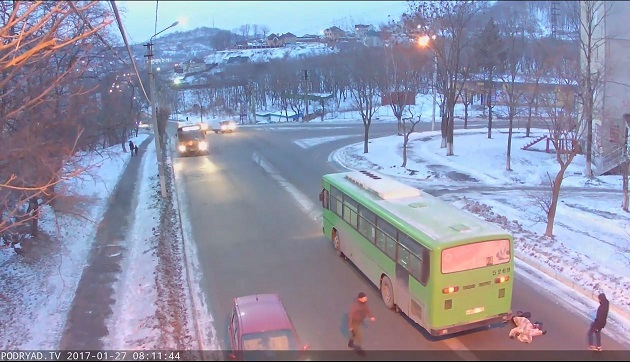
<box><xmin>238</xmin><ymin>24</ymin><xmax>251</xmax><ymax>40</ymax></box>
<box><xmin>539</xmin><ymin>60</ymin><xmax>582</xmax><ymax>236</ymax></box>
<box><xmin>522</xmin><ymin>56</ymin><xmax>547</xmax><ymax>137</ymax></box>
<box><xmin>347</xmin><ymin>48</ymin><xmax>384</xmax><ymax>153</ymax></box>
<box><xmin>460</xmin><ymin>86</ymin><xmax>473</xmax><ymax>129</ymax></box>
<box><xmin>405</xmin><ymin>0</ymin><xmax>483</xmax><ymax>156</ymax></box>
<box><xmin>251</xmin><ymin>24</ymin><xmax>260</xmax><ymax>39</ymax></box>
<box><xmin>260</xmin><ymin>25</ymin><xmax>270</xmax><ymax>38</ymax></box>
<box><xmin>383</xmin><ymin>44</ymin><xmax>422</xmax><ymax>136</ymax></box>
<box><xmin>475</xmin><ymin>17</ymin><xmax>504</xmax><ymax>139</ymax></box>
<box><xmin>210</xmin><ymin>30</ymin><xmax>235</xmax><ymax>50</ymax></box>
<box><xmin>401</xmin><ymin>109</ymin><xmax>422</xmax><ymax>168</ymax></box>
<box><xmin>495</xmin><ymin>10</ymin><xmax>534</xmax><ymax>171</ymax></box>
<box><xmin>575</xmin><ymin>1</ymin><xmax>610</xmax><ymax>178</ymax></box>
<box><xmin>0</xmin><ymin>1</ymin><xmax>112</xmax><ymax>242</ymax></box>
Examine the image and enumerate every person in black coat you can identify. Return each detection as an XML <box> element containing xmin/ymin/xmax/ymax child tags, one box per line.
<box><xmin>128</xmin><ymin>140</ymin><xmax>135</xmax><ymax>156</ymax></box>
<box><xmin>588</xmin><ymin>293</ymin><xmax>609</xmax><ymax>351</ymax></box>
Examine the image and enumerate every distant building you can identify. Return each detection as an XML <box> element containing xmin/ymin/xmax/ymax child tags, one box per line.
<box><xmin>182</xmin><ymin>57</ymin><xmax>206</xmax><ymax>73</ymax></box>
<box><xmin>581</xmin><ymin>1</ymin><xmax>630</xmax><ymax>175</ymax></box>
<box><xmin>354</xmin><ymin>24</ymin><xmax>372</xmax><ymax>38</ymax></box>
<box><xmin>363</xmin><ymin>30</ymin><xmax>383</xmax><ymax>47</ymax></box>
<box><xmin>297</xmin><ymin>34</ymin><xmax>321</xmax><ymax>43</ymax></box>
<box><xmin>280</xmin><ymin>32</ymin><xmax>297</xmax><ymax>45</ymax></box>
<box><xmin>266</xmin><ymin>33</ymin><xmax>281</xmax><ymax>47</ymax></box>
<box><xmin>324</xmin><ymin>26</ymin><xmax>346</xmax><ymax>41</ymax></box>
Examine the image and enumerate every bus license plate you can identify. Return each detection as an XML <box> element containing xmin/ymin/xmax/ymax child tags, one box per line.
<box><xmin>466</xmin><ymin>307</ymin><xmax>484</xmax><ymax>315</ymax></box>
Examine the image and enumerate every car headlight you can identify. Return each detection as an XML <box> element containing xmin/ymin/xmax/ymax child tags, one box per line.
<box><xmin>221</xmin><ymin>125</ymin><xmax>227</xmax><ymax>130</ymax></box>
<box><xmin>178</xmin><ymin>144</ymin><xmax>186</xmax><ymax>152</ymax></box>
<box><xmin>198</xmin><ymin>141</ymin><xmax>208</xmax><ymax>150</ymax></box>
<box><xmin>228</xmin><ymin>123</ymin><xmax>236</xmax><ymax>130</ymax></box>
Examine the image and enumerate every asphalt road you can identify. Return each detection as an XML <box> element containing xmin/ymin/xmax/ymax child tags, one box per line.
<box><xmin>171</xmin><ymin>120</ymin><xmax>630</xmax><ymax>357</ymax></box>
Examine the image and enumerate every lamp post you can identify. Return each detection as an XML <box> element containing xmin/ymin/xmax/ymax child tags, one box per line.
<box><xmin>145</xmin><ymin>21</ymin><xmax>178</xmax><ymax>198</ymax></box>
<box><xmin>417</xmin><ymin>34</ymin><xmax>437</xmax><ymax>131</ymax></box>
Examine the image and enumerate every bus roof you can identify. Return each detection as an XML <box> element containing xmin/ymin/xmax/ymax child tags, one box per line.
<box><xmin>323</xmin><ymin>171</ymin><xmax>511</xmax><ymax>248</ymax></box>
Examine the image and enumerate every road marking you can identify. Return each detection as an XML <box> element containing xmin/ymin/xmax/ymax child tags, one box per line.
<box><xmin>443</xmin><ymin>338</ymin><xmax>479</xmax><ymax>361</ymax></box>
<box><xmin>294</xmin><ymin>135</ymin><xmax>353</xmax><ymax>149</ymax></box>
<box><xmin>252</xmin><ymin>152</ymin><xmax>322</xmax><ymax>223</ymax></box>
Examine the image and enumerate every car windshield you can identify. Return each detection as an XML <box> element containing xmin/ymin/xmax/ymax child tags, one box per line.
<box><xmin>179</xmin><ymin>131</ymin><xmax>204</xmax><ymax>141</ymax></box>
<box><xmin>242</xmin><ymin>329</ymin><xmax>299</xmax><ymax>351</ymax></box>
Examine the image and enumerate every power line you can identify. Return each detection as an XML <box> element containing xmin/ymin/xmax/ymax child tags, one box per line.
<box><xmin>109</xmin><ymin>0</ymin><xmax>150</xmax><ymax>103</ymax></box>
<box><xmin>154</xmin><ymin>0</ymin><xmax>159</xmax><ymax>38</ymax></box>
<box><xmin>67</xmin><ymin>1</ymin><xmax>127</xmax><ymax>65</ymax></box>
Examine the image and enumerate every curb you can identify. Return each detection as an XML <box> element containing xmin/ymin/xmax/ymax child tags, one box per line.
<box><xmin>164</xmin><ymin>136</ymin><xmax>206</xmax><ymax>358</ymax></box>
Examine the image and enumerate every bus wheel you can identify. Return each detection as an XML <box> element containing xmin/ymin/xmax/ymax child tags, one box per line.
<box><xmin>380</xmin><ymin>276</ymin><xmax>395</xmax><ymax>310</ymax></box>
<box><xmin>332</xmin><ymin>230</ymin><xmax>344</xmax><ymax>258</ymax></box>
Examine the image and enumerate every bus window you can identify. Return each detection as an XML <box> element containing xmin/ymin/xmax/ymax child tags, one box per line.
<box><xmin>399</xmin><ymin>233</ymin><xmax>422</xmax><ymax>256</ymax></box>
<box><xmin>358</xmin><ymin>207</ymin><xmax>376</xmax><ymax>243</ymax></box>
<box><xmin>376</xmin><ymin>219</ymin><xmax>398</xmax><ymax>260</ymax></box>
<box><xmin>385</xmin><ymin>237</ymin><xmax>396</xmax><ymax>259</ymax></box>
<box><xmin>408</xmin><ymin>254</ymin><xmax>425</xmax><ymax>284</ymax></box>
<box><xmin>343</xmin><ymin>196</ymin><xmax>358</xmax><ymax>228</ymax></box>
<box><xmin>330</xmin><ymin>186</ymin><xmax>343</xmax><ymax>217</ymax></box>
<box><xmin>319</xmin><ymin>189</ymin><xmax>329</xmax><ymax>209</ymax></box>
<box><xmin>398</xmin><ymin>246</ymin><xmax>410</xmax><ymax>270</ymax></box>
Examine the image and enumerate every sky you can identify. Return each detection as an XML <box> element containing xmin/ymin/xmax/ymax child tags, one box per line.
<box><xmin>117</xmin><ymin>1</ymin><xmax>410</xmax><ymax>44</ymax></box>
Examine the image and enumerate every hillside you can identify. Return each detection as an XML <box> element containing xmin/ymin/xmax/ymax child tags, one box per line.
<box><xmin>204</xmin><ymin>42</ymin><xmax>336</xmax><ymax>65</ymax></box>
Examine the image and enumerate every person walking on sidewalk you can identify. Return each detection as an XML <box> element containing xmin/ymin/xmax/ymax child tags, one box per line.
<box><xmin>588</xmin><ymin>293</ymin><xmax>609</xmax><ymax>351</ymax></box>
<box><xmin>128</xmin><ymin>140</ymin><xmax>135</xmax><ymax>156</ymax></box>
<box><xmin>347</xmin><ymin>292</ymin><xmax>375</xmax><ymax>355</ymax></box>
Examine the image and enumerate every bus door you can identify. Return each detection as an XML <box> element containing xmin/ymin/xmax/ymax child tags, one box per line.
<box><xmin>395</xmin><ymin>260</ymin><xmax>411</xmax><ymax>315</ymax></box>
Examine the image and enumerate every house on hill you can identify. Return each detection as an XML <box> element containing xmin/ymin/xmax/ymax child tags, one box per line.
<box><xmin>354</xmin><ymin>24</ymin><xmax>372</xmax><ymax>38</ymax></box>
<box><xmin>280</xmin><ymin>32</ymin><xmax>297</xmax><ymax>45</ymax></box>
<box><xmin>266</xmin><ymin>33</ymin><xmax>281</xmax><ymax>47</ymax></box>
<box><xmin>324</xmin><ymin>26</ymin><xmax>346</xmax><ymax>41</ymax></box>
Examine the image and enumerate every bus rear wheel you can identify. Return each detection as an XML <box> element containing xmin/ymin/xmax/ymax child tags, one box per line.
<box><xmin>381</xmin><ymin>276</ymin><xmax>395</xmax><ymax>310</ymax></box>
<box><xmin>332</xmin><ymin>230</ymin><xmax>344</xmax><ymax>258</ymax></box>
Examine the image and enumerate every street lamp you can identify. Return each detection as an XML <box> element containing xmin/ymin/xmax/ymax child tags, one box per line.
<box><xmin>417</xmin><ymin>34</ymin><xmax>437</xmax><ymax>131</ymax></box>
<box><xmin>146</xmin><ymin>21</ymin><xmax>178</xmax><ymax>198</ymax></box>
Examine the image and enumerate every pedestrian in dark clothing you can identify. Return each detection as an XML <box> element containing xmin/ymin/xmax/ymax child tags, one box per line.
<box><xmin>588</xmin><ymin>293</ymin><xmax>609</xmax><ymax>351</ymax></box>
<box><xmin>128</xmin><ymin>140</ymin><xmax>135</xmax><ymax>156</ymax></box>
<box><xmin>134</xmin><ymin>145</ymin><xmax>139</xmax><ymax>156</ymax></box>
<box><xmin>347</xmin><ymin>292</ymin><xmax>375</xmax><ymax>355</ymax></box>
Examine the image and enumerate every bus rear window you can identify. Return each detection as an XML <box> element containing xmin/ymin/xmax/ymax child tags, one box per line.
<box><xmin>441</xmin><ymin>239</ymin><xmax>511</xmax><ymax>274</ymax></box>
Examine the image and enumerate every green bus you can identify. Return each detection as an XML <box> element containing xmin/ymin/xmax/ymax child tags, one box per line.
<box><xmin>319</xmin><ymin>170</ymin><xmax>514</xmax><ymax>336</ymax></box>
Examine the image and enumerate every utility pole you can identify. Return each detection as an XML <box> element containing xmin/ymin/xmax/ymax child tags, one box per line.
<box><xmin>144</xmin><ymin>41</ymin><xmax>168</xmax><ymax>198</ymax></box>
<box><xmin>303</xmin><ymin>69</ymin><xmax>308</xmax><ymax>122</ymax></box>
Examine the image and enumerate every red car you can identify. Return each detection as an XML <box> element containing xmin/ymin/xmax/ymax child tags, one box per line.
<box><xmin>227</xmin><ymin>294</ymin><xmax>309</xmax><ymax>360</ymax></box>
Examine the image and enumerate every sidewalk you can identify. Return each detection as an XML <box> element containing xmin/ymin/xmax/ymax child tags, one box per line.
<box><xmin>59</xmin><ymin>136</ymin><xmax>153</xmax><ymax>350</ymax></box>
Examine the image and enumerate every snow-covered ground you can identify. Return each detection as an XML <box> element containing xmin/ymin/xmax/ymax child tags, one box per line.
<box><xmin>0</xmin><ymin>134</ymin><xmax>148</xmax><ymax>350</ymax></box>
<box><xmin>332</xmin><ymin>127</ymin><xmax>630</xmax><ymax>332</ymax></box>
<box><xmin>204</xmin><ymin>42</ymin><xmax>336</xmax><ymax>65</ymax></box>
<box><xmin>103</xmin><ymin>138</ymin><xmax>219</xmax><ymax>351</ymax></box>
<box><xmin>103</xmin><ymin>140</ymin><xmax>161</xmax><ymax>349</ymax></box>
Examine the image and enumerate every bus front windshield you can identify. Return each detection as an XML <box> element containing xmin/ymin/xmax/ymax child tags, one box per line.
<box><xmin>441</xmin><ymin>239</ymin><xmax>511</xmax><ymax>274</ymax></box>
